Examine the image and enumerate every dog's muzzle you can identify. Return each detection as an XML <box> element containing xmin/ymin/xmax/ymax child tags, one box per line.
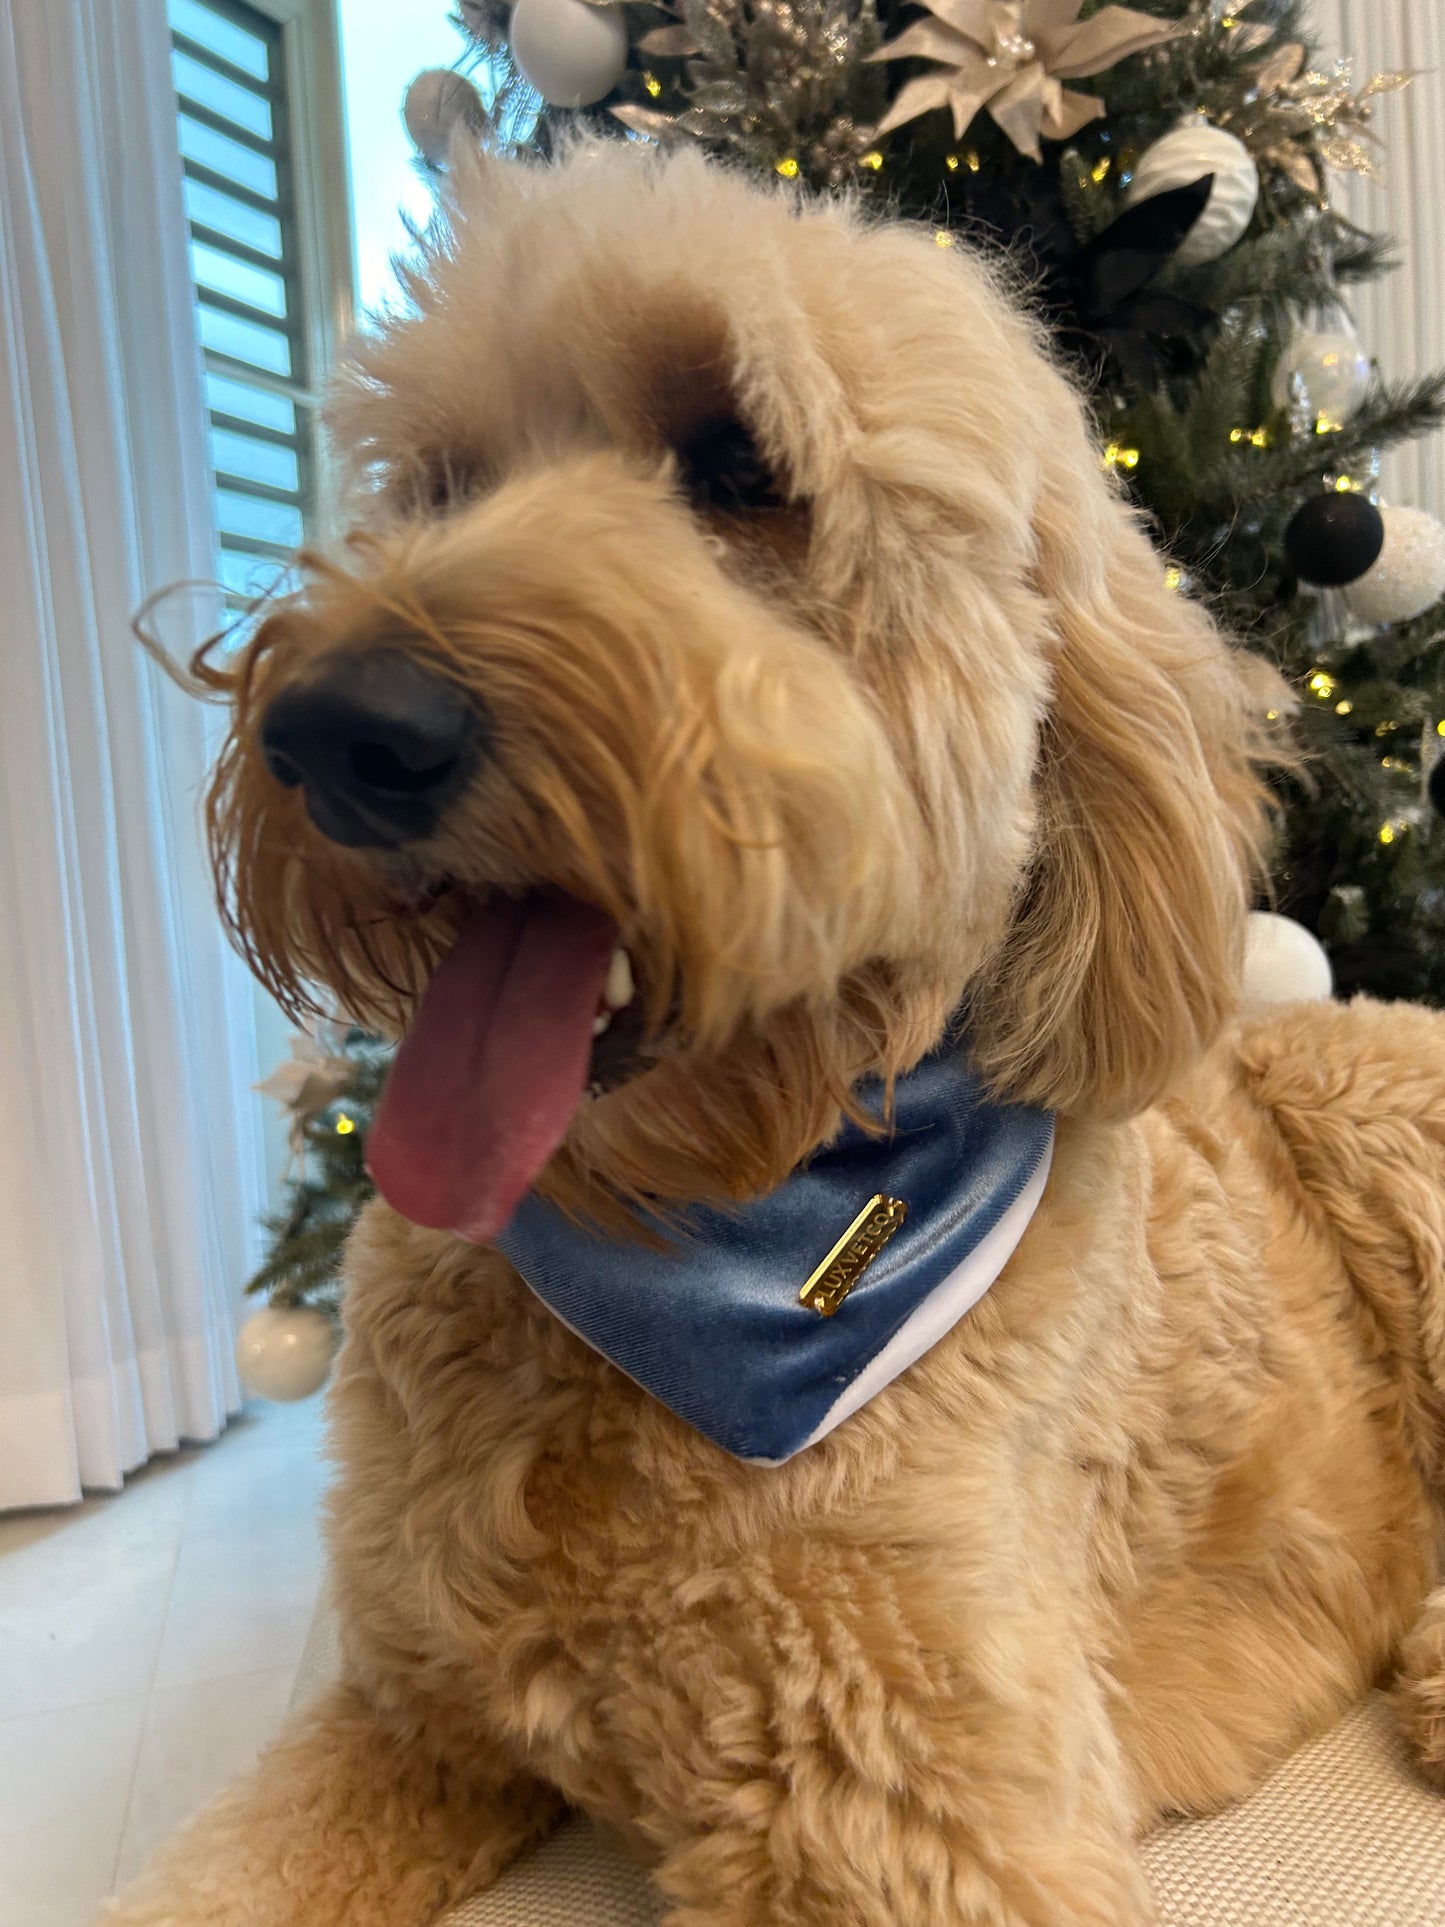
<box><xmin>259</xmin><ymin>647</ymin><xmax>483</xmax><ymax>848</ymax></box>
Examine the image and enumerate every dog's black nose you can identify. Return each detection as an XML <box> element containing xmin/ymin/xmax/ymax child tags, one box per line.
<box><xmin>260</xmin><ymin>648</ymin><xmax>481</xmax><ymax>848</ymax></box>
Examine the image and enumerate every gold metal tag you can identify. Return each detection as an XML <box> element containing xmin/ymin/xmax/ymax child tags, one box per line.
<box><xmin>801</xmin><ymin>1195</ymin><xmax>908</xmax><ymax>1317</ymax></box>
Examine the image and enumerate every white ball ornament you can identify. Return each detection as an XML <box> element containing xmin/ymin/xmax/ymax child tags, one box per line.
<box><xmin>236</xmin><ymin>1305</ymin><xmax>339</xmax><ymax>1403</ymax></box>
<box><xmin>402</xmin><ymin>68</ymin><xmax>485</xmax><ymax>167</ymax></box>
<box><xmin>1241</xmin><ymin>912</ymin><xmax>1333</xmax><ymax>1010</ymax></box>
<box><xmin>1270</xmin><ymin>329</ymin><xmax>1372</xmax><ymax>428</ymax></box>
<box><xmin>1125</xmin><ymin>122</ymin><xmax>1259</xmax><ymax>267</ymax></box>
<box><xmin>1343</xmin><ymin>506</ymin><xmax>1445</xmax><ymax>626</ymax></box>
<box><xmin>509</xmin><ymin>0</ymin><xmax>628</xmax><ymax>108</ymax></box>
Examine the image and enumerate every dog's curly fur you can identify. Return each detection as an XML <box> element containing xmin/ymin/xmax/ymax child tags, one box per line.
<box><xmin>104</xmin><ymin>146</ymin><xmax>1445</xmax><ymax>1927</ymax></box>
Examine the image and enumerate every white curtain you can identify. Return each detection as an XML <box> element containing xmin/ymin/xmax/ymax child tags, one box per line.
<box><xmin>0</xmin><ymin>0</ymin><xmax>270</xmax><ymax>1508</ymax></box>
<box><xmin>1314</xmin><ymin>0</ymin><xmax>1445</xmax><ymax>517</ymax></box>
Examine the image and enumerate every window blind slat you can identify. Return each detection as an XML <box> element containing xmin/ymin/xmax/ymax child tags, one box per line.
<box><xmin>187</xmin><ymin>220</ymin><xmax>292</xmax><ymax>279</ymax></box>
<box><xmin>179</xmin><ymin>113</ymin><xmax>278</xmax><ymax>200</ymax></box>
<box><xmin>208</xmin><ymin>408</ymin><xmax>301</xmax><ymax>451</ymax></box>
<box><xmin>171</xmin><ymin>28</ymin><xmax>281</xmax><ymax>98</ymax></box>
<box><xmin>170</xmin><ymin>0</ymin><xmax>270</xmax><ymax>79</ymax></box>
<box><xmin>169</xmin><ymin>0</ymin><xmax>313</xmax><ymax>610</ymax></box>
<box><xmin>172</xmin><ymin>49</ymin><xmax>274</xmax><ymax>139</ymax></box>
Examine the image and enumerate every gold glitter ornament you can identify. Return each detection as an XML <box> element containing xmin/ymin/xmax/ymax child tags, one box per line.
<box><xmin>1216</xmin><ymin>36</ymin><xmax>1414</xmax><ymax>203</ymax></box>
<box><xmin>867</xmin><ymin>0</ymin><xmax>1179</xmax><ymax>160</ymax></box>
<box><xmin>633</xmin><ymin>0</ymin><xmax>881</xmax><ymax>187</ymax></box>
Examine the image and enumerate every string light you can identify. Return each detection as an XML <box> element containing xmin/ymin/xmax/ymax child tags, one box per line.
<box><xmin>1375</xmin><ymin>720</ymin><xmax>1399</xmax><ymax>737</ymax></box>
<box><xmin>775</xmin><ymin>156</ymin><xmax>800</xmax><ymax>179</ymax></box>
<box><xmin>1308</xmin><ymin>671</ymin><xmax>1336</xmax><ymax>699</ymax></box>
<box><xmin>945</xmin><ymin>153</ymin><xmax>960</xmax><ymax>171</ymax></box>
<box><xmin>1103</xmin><ymin>442</ymin><xmax>1140</xmax><ymax>471</ymax></box>
<box><xmin>965</xmin><ymin>150</ymin><xmax>981</xmax><ymax>172</ymax></box>
<box><xmin>334</xmin><ymin>1113</ymin><xmax>356</xmax><ymax>1135</ymax></box>
<box><xmin>1437</xmin><ymin>720</ymin><xmax>1445</xmax><ymax>737</ymax></box>
<box><xmin>1379</xmin><ymin>823</ymin><xmax>1397</xmax><ymax>845</ymax></box>
<box><xmin>1092</xmin><ymin>157</ymin><xmax>1111</xmax><ymax>183</ymax></box>
<box><xmin>1266</xmin><ymin>709</ymin><xmax>1280</xmax><ymax>721</ymax></box>
<box><xmin>935</xmin><ymin>229</ymin><xmax>955</xmax><ymax>248</ymax></box>
<box><xmin>860</xmin><ymin>149</ymin><xmax>883</xmax><ymax>171</ymax></box>
<box><xmin>643</xmin><ymin>71</ymin><xmax>663</xmax><ymax>97</ymax></box>
<box><xmin>1335</xmin><ymin>699</ymin><xmax>1354</xmax><ymax>715</ymax></box>
<box><xmin>1230</xmin><ymin>426</ymin><xmax>1271</xmax><ymax>447</ymax></box>
<box><xmin>1333</xmin><ymin>475</ymin><xmax>1356</xmax><ymax>493</ymax></box>
<box><xmin>1164</xmin><ymin>564</ymin><xmax>1183</xmax><ymax>592</ymax></box>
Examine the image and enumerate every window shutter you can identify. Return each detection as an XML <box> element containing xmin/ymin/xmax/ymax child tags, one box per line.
<box><xmin>169</xmin><ymin>0</ymin><xmax>315</xmax><ymax>610</ymax></box>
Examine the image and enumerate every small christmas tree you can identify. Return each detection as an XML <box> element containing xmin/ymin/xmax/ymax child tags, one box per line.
<box><xmin>250</xmin><ymin>0</ymin><xmax>1445</xmax><ymax>1319</ymax></box>
<box><xmin>249</xmin><ymin>1030</ymin><xmax>389</xmax><ymax>1311</ymax></box>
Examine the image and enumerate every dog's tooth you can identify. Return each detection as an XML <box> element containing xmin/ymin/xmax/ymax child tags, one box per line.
<box><xmin>605</xmin><ymin>947</ymin><xmax>634</xmax><ymax>1011</ymax></box>
<box><xmin>593</xmin><ymin>1009</ymin><xmax>613</xmax><ymax>1037</ymax></box>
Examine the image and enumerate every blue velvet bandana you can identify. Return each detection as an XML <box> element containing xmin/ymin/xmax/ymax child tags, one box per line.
<box><xmin>495</xmin><ymin>1051</ymin><xmax>1055</xmax><ymax>1464</ymax></box>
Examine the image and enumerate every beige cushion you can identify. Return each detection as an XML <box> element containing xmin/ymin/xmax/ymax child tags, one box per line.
<box><xmin>1143</xmin><ymin>1696</ymin><xmax>1445</xmax><ymax>1926</ymax></box>
<box><xmin>293</xmin><ymin>1604</ymin><xmax>1445</xmax><ymax>1924</ymax></box>
<box><xmin>447</xmin><ymin>1818</ymin><xmax>661</xmax><ymax>1927</ymax></box>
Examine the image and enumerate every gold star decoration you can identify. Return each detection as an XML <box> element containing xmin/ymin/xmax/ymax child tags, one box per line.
<box><xmin>868</xmin><ymin>0</ymin><xmax>1180</xmax><ymax>159</ymax></box>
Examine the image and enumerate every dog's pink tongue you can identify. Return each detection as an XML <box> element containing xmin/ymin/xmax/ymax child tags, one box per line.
<box><xmin>368</xmin><ymin>895</ymin><xmax>616</xmax><ymax>1243</ymax></box>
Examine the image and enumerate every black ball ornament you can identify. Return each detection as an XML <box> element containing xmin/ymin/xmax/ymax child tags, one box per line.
<box><xmin>1430</xmin><ymin>752</ymin><xmax>1445</xmax><ymax>821</ymax></box>
<box><xmin>1284</xmin><ymin>492</ymin><xmax>1386</xmax><ymax>588</ymax></box>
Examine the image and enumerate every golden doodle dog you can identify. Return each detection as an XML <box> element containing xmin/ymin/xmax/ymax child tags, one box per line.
<box><xmin>107</xmin><ymin>143</ymin><xmax>1445</xmax><ymax>1926</ymax></box>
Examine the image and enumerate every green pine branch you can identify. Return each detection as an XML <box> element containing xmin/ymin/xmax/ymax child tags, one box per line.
<box><xmin>246</xmin><ymin>1034</ymin><xmax>387</xmax><ymax>1311</ymax></box>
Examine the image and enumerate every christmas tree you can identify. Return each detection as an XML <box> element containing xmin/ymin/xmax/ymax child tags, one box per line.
<box><xmin>416</xmin><ymin>0</ymin><xmax>1445</xmax><ymax>996</ymax></box>
<box><xmin>248</xmin><ymin>1029</ymin><xmax>389</xmax><ymax>1310</ymax></box>
<box><xmin>251</xmin><ymin>0</ymin><xmax>1445</xmax><ymax>1319</ymax></box>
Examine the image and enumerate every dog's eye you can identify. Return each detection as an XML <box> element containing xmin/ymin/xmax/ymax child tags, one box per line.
<box><xmin>675</xmin><ymin>418</ymin><xmax>782</xmax><ymax>513</ymax></box>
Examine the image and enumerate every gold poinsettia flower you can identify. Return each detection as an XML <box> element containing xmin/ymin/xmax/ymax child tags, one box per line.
<box><xmin>869</xmin><ymin>0</ymin><xmax>1180</xmax><ymax>159</ymax></box>
<box><xmin>1248</xmin><ymin>42</ymin><xmax>1414</xmax><ymax>198</ymax></box>
<box><xmin>256</xmin><ymin>1031</ymin><xmax>357</xmax><ymax>1168</ymax></box>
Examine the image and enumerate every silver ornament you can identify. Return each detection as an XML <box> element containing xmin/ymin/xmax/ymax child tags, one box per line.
<box><xmin>402</xmin><ymin>68</ymin><xmax>486</xmax><ymax>167</ymax></box>
<box><xmin>1270</xmin><ymin>328</ymin><xmax>1372</xmax><ymax>430</ymax></box>
<box><xmin>1124</xmin><ymin>121</ymin><xmax>1259</xmax><ymax>267</ymax></box>
<box><xmin>1343</xmin><ymin>506</ymin><xmax>1445</xmax><ymax>626</ymax></box>
<box><xmin>509</xmin><ymin>0</ymin><xmax>629</xmax><ymax>109</ymax></box>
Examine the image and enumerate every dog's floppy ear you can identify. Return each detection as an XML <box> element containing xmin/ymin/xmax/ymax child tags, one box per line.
<box><xmin>970</xmin><ymin>454</ymin><xmax>1278</xmax><ymax>1120</ymax></box>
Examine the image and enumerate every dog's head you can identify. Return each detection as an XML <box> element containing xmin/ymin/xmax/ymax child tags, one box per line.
<box><xmin>210</xmin><ymin>144</ymin><xmax>1275</xmax><ymax>1238</ymax></box>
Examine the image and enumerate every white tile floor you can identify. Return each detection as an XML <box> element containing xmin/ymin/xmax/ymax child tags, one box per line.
<box><xmin>0</xmin><ymin>1396</ymin><xmax>329</xmax><ymax>1927</ymax></box>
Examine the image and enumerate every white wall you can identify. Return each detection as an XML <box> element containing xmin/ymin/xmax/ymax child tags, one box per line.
<box><xmin>1314</xmin><ymin>0</ymin><xmax>1445</xmax><ymax>517</ymax></box>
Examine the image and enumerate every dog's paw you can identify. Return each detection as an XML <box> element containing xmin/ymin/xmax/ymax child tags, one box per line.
<box><xmin>1397</xmin><ymin>1587</ymin><xmax>1445</xmax><ymax>1790</ymax></box>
